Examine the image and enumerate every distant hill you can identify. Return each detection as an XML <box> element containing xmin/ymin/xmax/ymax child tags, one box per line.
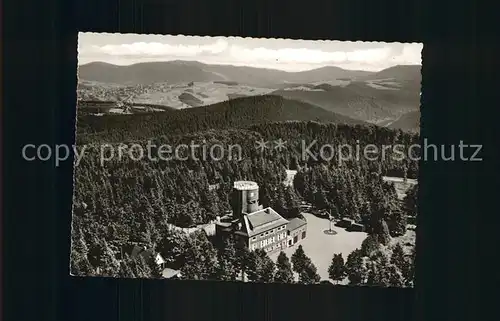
<box><xmin>387</xmin><ymin>110</ymin><xmax>420</xmax><ymax>132</ymax></box>
<box><xmin>77</xmin><ymin>62</ymin><xmax>422</xmax><ymax>125</ymax></box>
<box><xmin>273</xmin><ymin>79</ymin><xmax>420</xmax><ymax>124</ymax></box>
<box><xmin>202</xmin><ymin>64</ymin><xmax>373</xmax><ymax>86</ymax></box>
<box><xmin>78</xmin><ymin>61</ymin><xmax>374</xmax><ymax>87</ymax></box>
<box><xmin>77</xmin><ymin>95</ymin><xmax>367</xmax><ymax>142</ymax></box>
<box><xmin>361</xmin><ymin>65</ymin><xmax>422</xmax><ymax>94</ymax></box>
<box><xmin>77</xmin><ymin>61</ymin><xmax>224</xmax><ymax>85</ymax></box>
<box><xmin>362</xmin><ymin>65</ymin><xmax>421</xmax><ymax>82</ymax></box>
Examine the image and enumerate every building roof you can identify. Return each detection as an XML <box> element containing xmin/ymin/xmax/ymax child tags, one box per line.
<box><xmin>233</xmin><ymin>181</ymin><xmax>259</xmax><ymax>191</ymax></box>
<box><xmin>287</xmin><ymin>217</ymin><xmax>307</xmax><ymax>231</ymax></box>
<box><xmin>216</xmin><ymin>222</ymin><xmax>232</xmax><ymax>228</ymax></box>
<box><xmin>155</xmin><ymin>253</ymin><xmax>166</xmax><ymax>265</ymax></box>
<box><xmin>243</xmin><ymin>207</ymin><xmax>289</xmax><ymax>237</ymax></box>
<box><xmin>234</xmin><ymin>231</ymin><xmax>248</xmax><ymax>237</ymax></box>
<box><xmin>162</xmin><ymin>268</ymin><xmax>181</xmax><ymax>279</ymax></box>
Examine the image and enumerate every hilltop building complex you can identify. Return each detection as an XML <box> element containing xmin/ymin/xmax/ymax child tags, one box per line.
<box><xmin>216</xmin><ymin>181</ymin><xmax>307</xmax><ymax>254</ymax></box>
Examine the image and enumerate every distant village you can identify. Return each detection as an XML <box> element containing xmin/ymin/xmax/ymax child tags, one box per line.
<box><xmin>77</xmin><ymin>100</ymin><xmax>169</xmax><ymax>115</ymax></box>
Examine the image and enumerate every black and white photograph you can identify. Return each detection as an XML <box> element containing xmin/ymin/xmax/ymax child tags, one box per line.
<box><xmin>71</xmin><ymin>33</ymin><xmax>421</xmax><ymax>287</ymax></box>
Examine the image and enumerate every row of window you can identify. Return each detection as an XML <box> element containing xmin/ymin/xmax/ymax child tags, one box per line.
<box><xmin>264</xmin><ymin>243</ymin><xmax>282</xmax><ymax>252</ymax></box>
<box><xmin>289</xmin><ymin>227</ymin><xmax>306</xmax><ymax>236</ymax></box>
<box><xmin>250</xmin><ymin>232</ymin><xmax>287</xmax><ymax>250</ymax></box>
<box><xmin>263</xmin><ymin>232</ymin><xmax>286</xmax><ymax>246</ymax></box>
<box><xmin>250</xmin><ymin>225</ymin><xmax>286</xmax><ymax>241</ymax></box>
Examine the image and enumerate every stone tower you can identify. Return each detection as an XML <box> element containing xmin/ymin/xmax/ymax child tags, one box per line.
<box><xmin>231</xmin><ymin>181</ymin><xmax>261</xmax><ymax>219</ymax></box>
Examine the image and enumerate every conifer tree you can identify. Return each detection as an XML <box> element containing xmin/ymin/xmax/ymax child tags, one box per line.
<box><xmin>373</xmin><ymin>220</ymin><xmax>391</xmax><ymax>245</ymax></box>
<box><xmin>70</xmin><ymin>249</ymin><xmax>94</xmax><ymax>276</ymax></box>
<box><xmin>299</xmin><ymin>261</ymin><xmax>321</xmax><ymax>285</ymax></box>
<box><xmin>328</xmin><ymin>253</ymin><xmax>345</xmax><ymax>284</ymax></box>
<box><xmin>118</xmin><ymin>254</ymin><xmax>136</xmax><ymax>278</ymax></box>
<box><xmin>70</xmin><ymin>228</ymin><xmax>94</xmax><ymax>276</ymax></box>
<box><xmin>234</xmin><ymin>237</ymin><xmax>251</xmax><ymax>281</ymax></box>
<box><xmin>403</xmin><ymin>184</ymin><xmax>418</xmax><ymax>217</ymax></box>
<box><xmin>134</xmin><ymin>255</ymin><xmax>154</xmax><ymax>278</ymax></box>
<box><xmin>390</xmin><ymin>243</ymin><xmax>407</xmax><ymax>273</ymax></box>
<box><xmin>367</xmin><ymin>249</ymin><xmax>392</xmax><ymax>287</ymax></box>
<box><xmin>274</xmin><ymin>252</ymin><xmax>294</xmax><ymax>283</ymax></box>
<box><xmin>403</xmin><ymin>246</ymin><xmax>416</xmax><ymax>287</ymax></box>
<box><xmin>291</xmin><ymin>245</ymin><xmax>309</xmax><ymax>274</ymax></box>
<box><xmin>345</xmin><ymin>248</ymin><xmax>367</xmax><ymax>285</ymax></box>
<box><xmin>366</xmin><ymin>261</ymin><xmax>379</xmax><ymax>286</ymax></box>
<box><xmin>387</xmin><ymin>264</ymin><xmax>404</xmax><ymax>287</ymax></box>
<box><xmin>260</xmin><ymin>256</ymin><xmax>276</xmax><ymax>283</ymax></box>
<box><xmin>181</xmin><ymin>231</ymin><xmax>218</xmax><ymax>280</ymax></box>
<box><xmin>216</xmin><ymin>237</ymin><xmax>238</xmax><ymax>281</ymax></box>
<box><xmin>246</xmin><ymin>249</ymin><xmax>275</xmax><ymax>283</ymax></box>
<box><xmin>157</xmin><ymin>228</ymin><xmax>187</xmax><ymax>270</ymax></box>
<box><xmin>387</xmin><ymin>208</ymin><xmax>407</xmax><ymax>237</ymax></box>
<box><xmin>255</xmin><ymin>249</ymin><xmax>276</xmax><ymax>283</ymax></box>
<box><xmin>245</xmin><ymin>250</ymin><xmax>261</xmax><ymax>282</ymax></box>
<box><xmin>360</xmin><ymin>235</ymin><xmax>379</xmax><ymax>257</ymax></box>
<box><xmin>99</xmin><ymin>241</ymin><xmax>121</xmax><ymax>277</ymax></box>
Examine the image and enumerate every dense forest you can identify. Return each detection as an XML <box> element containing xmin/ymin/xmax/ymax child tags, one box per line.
<box><xmin>71</xmin><ymin>95</ymin><xmax>419</xmax><ymax>286</ymax></box>
<box><xmin>75</xmin><ymin>95</ymin><xmax>366</xmax><ymax>144</ymax></box>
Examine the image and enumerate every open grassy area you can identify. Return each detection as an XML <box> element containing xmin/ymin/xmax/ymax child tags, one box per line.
<box><xmin>269</xmin><ymin>212</ymin><xmax>367</xmax><ymax>281</ymax></box>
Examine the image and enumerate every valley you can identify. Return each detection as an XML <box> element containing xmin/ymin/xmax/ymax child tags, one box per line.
<box><xmin>77</xmin><ymin>61</ymin><xmax>421</xmax><ymax>129</ymax></box>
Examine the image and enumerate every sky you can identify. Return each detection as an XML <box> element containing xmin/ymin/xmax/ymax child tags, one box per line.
<box><xmin>78</xmin><ymin>32</ymin><xmax>422</xmax><ymax>72</ymax></box>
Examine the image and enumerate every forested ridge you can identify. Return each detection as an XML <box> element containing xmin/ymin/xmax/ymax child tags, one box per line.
<box><xmin>71</xmin><ymin>95</ymin><xmax>419</xmax><ymax>286</ymax></box>
<box><xmin>76</xmin><ymin>95</ymin><xmax>365</xmax><ymax>144</ymax></box>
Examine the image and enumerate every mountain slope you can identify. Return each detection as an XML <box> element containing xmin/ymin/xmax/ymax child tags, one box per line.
<box><xmin>200</xmin><ymin>64</ymin><xmax>373</xmax><ymax>86</ymax></box>
<box><xmin>273</xmin><ymin>80</ymin><xmax>420</xmax><ymax>124</ymax></box>
<box><xmin>77</xmin><ymin>62</ymin><xmax>422</xmax><ymax>125</ymax></box>
<box><xmin>78</xmin><ymin>61</ymin><xmax>374</xmax><ymax>86</ymax></box>
<box><xmin>363</xmin><ymin>65</ymin><xmax>421</xmax><ymax>82</ymax></box>
<box><xmin>78</xmin><ymin>61</ymin><xmax>226</xmax><ymax>85</ymax></box>
<box><xmin>387</xmin><ymin>110</ymin><xmax>420</xmax><ymax>132</ymax></box>
<box><xmin>77</xmin><ymin>95</ymin><xmax>367</xmax><ymax>142</ymax></box>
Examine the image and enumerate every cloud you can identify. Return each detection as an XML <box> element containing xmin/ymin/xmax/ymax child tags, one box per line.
<box><xmin>87</xmin><ymin>39</ymin><xmax>229</xmax><ymax>57</ymax></box>
<box><xmin>228</xmin><ymin>45</ymin><xmax>393</xmax><ymax>65</ymax></box>
<box><xmin>79</xmin><ymin>37</ymin><xmax>422</xmax><ymax>71</ymax></box>
<box><xmin>390</xmin><ymin>43</ymin><xmax>422</xmax><ymax>65</ymax></box>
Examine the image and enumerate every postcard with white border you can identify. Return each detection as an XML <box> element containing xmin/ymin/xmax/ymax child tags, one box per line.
<box><xmin>72</xmin><ymin>32</ymin><xmax>421</xmax><ymax>288</ymax></box>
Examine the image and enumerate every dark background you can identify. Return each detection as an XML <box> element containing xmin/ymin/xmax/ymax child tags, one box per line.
<box><xmin>3</xmin><ymin>0</ymin><xmax>494</xmax><ymax>321</ymax></box>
